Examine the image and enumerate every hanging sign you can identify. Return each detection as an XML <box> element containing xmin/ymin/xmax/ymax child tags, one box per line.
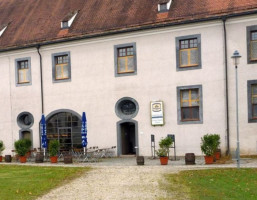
<box><xmin>151</xmin><ymin>101</ymin><xmax>164</xmax><ymax>126</ymax></box>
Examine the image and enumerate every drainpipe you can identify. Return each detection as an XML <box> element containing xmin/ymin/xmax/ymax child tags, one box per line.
<box><xmin>37</xmin><ymin>45</ymin><xmax>44</xmax><ymax>114</ymax></box>
<box><xmin>223</xmin><ymin>18</ymin><xmax>230</xmax><ymax>155</ymax></box>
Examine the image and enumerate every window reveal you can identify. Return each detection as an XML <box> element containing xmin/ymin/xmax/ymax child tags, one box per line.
<box><xmin>250</xmin><ymin>31</ymin><xmax>257</xmax><ymax>61</ymax></box>
<box><xmin>180</xmin><ymin>89</ymin><xmax>200</xmax><ymax>121</ymax></box>
<box><xmin>55</xmin><ymin>55</ymin><xmax>69</xmax><ymax>80</ymax></box>
<box><xmin>18</xmin><ymin>60</ymin><xmax>29</xmax><ymax>83</ymax></box>
<box><xmin>179</xmin><ymin>38</ymin><xmax>198</xmax><ymax>67</ymax></box>
<box><xmin>117</xmin><ymin>47</ymin><xmax>134</xmax><ymax>73</ymax></box>
<box><xmin>251</xmin><ymin>84</ymin><xmax>257</xmax><ymax>119</ymax></box>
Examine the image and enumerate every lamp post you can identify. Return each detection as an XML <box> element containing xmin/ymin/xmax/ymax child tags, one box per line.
<box><xmin>231</xmin><ymin>50</ymin><xmax>241</xmax><ymax>169</ymax></box>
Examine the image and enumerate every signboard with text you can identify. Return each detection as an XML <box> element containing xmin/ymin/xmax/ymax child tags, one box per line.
<box><xmin>151</xmin><ymin>101</ymin><xmax>164</xmax><ymax>126</ymax></box>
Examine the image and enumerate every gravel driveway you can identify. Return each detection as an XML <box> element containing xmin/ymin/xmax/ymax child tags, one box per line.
<box><xmin>37</xmin><ymin>165</ymin><xmax>179</xmax><ymax>200</ymax></box>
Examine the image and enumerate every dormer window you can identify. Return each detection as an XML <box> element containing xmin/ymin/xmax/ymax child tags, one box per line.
<box><xmin>61</xmin><ymin>10</ymin><xmax>78</xmax><ymax>29</ymax></box>
<box><xmin>158</xmin><ymin>0</ymin><xmax>172</xmax><ymax>13</ymax></box>
<box><xmin>0</xmin><ymin>25</ymin><xmax>7</xmax><ymax>37</ymax></box>
<box><xmin>61</xmin><ymin>21</ymin><xmax>69</xmax><ymax>29</ymax></box>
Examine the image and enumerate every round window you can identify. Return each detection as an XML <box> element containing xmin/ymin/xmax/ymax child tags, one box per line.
<box><xmin>115</xmin><ymin>97</ymin><xmax>139</xmax><ymax>119</ymax></box>
<box><xmin>17</xmin><ymin>112</ymin><xmax>34</xmax><ymax>129</ymax></box>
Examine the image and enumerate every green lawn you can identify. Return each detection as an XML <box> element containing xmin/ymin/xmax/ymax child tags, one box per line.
<box><xmin>0</xmin><ymin>165</ymin><xmax>90</xmax><ymax>200</ymax></box>
<box><xmin>163</xmin><ymin>168</ymin><xmax>257</xmax><ymax>200</ymax></box>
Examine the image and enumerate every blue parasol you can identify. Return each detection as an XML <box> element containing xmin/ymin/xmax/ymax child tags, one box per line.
<box><xmin>81</xmin><ymin>112</ymin><xmax>88</xmax><ymax>155</ymax></box>
<box><xmin>40</xmin><ymin>114</ymin><xmax>47</xmax><ymax>158</ymax></box>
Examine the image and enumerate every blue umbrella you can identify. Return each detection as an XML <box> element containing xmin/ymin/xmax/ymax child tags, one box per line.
<box><xmin>40</xmin><ymin>114</ymin><xmax>47</xmax><ymax>157</ymax></box>
<box><xmin>81</xmin><ymin>112</ymin><xmax>88</xmax><ymax>155</ymax></box>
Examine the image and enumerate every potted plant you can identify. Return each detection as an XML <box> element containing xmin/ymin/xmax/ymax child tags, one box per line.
<box><xmin>14</xmin><ymin>139</ymin><xmax>31</xmax><ymax>163</ymax></box>
<box><xmin>156</xmin><ymin>136</ymin><xmax>173</xmax><ymax>165</ymax></box>
<box><xmin>213</xmin><ymin>134</ymin><xmax>221</xmax><ymax>160</ymax></box>
<box><xmin>200</xmin><ymin>134</ymin><xmax>216</xmax><ymax>164</ymax></box>
<box><xmin>0</xmin><ymin>140</ymin><xmax>5</xmax><ymax>162</ymax></box>
<box><xmin>49</xmin><ymin>140</ymin><xmax>60</xmax><ymax>163</ymax></box>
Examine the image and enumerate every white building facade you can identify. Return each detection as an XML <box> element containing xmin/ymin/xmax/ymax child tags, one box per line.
<box><xmin>0</xmin><ymin>0</ymin><xmax>257</xmax><ymax>157</ymax></box>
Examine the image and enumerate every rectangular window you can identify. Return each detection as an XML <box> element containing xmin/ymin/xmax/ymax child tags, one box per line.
<box><xmin>52</xmin><ymin>52</ymin><xmax>71</xmax><ymax>82</ymax></box>
<box><xmin>18</xmin><ymin>60</ymin><xmax>29</xmax><ymax>83</ymax></box>
<box><xmin>247</xmin><ymin>26</ymin><xmax>257</xmax><ymax>64</ymax></box>
<box><xmin>248</xmin><ymin>80</ymin><xmax>257</xmax><ymax>122</ymax></box>
<box><xmin>15</xmin><ymin>57</ymin><xmax>31</xmax><ymax>86</ymax></box>
<box><xmin>176</xmin><ymin>34</ymin><xmax>201</xmax><ymax>71</ymax></box>
<box><xmin>177</xmin><ymin>85</ymin><xmax>203</xmax><ymax>124</ymax></box>
<box><xmin>114</xmin><ymin>43</ymin><xmax>137</xmax><ymax>77</ymax></box>
<box><xmin>250</xmin><ymin>31</ymin><xmax>257</xmax><ymax>61</ymax></box>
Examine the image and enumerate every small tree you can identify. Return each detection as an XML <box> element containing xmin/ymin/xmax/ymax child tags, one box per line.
<box><xmin>156</xmin><ymin>137</ymin><xmax>173</xmax><ymax>157</ymax></box>
<box><xmin>49</xmin><ymin>140</ymin><xmax>60</xmax><ymax>157</ymax></box>
<box><xmin>0</xmin><ymin>140</ymin><xmax>5</xmax><ymax>155</ymax></box>
<box><xmin>14</xmin><ymin>139</ymin><xmax>31</xmax><ymax>156</ymax></box>
<box><xmin>200</xmin><ymin>134</ymin><xmax>217</xmax><ymax>156</ymax></box>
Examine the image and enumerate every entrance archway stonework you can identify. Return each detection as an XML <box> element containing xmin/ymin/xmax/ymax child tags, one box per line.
<box><xmin>115</xmin><ymin>97</ymin><xmax>139</xmax><ymax>156</ymax></box>
<box><xmin>41</xmin><ymin>109</ymin><xmax>82</xmax><ymax>150</ymax></box>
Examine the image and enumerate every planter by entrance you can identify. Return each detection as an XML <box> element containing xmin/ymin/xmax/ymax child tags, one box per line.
<box><xmin>160</xmin><ymin>156</ymin><xmax>169</xmax><ymax>165</ymax></box>
<box><xmin>50</xmin><ymin>156</ymin><xmax>58</xmax><ymax>163</ymax></box>
<box><xmin>214</xmin><ymin>149</ymin><xmax>221</xmax><ymax>160</ymax></box>
<box><xmin>204</xmin><ymin>156</ymin><xmax>214</xmax><ymax>164</ymax></box>
<box><xmin>5</xmin><ymin>155</ymin><xmax>12</xmax><ymax>162</ymax></box>
<box><xmin>35</xmin><ymin>153</ymin><xmax>44</xmax><ymax>163</ymax></box>
<box><xmin>136</xmin><ymin>156</ymin><xmax>144</xmax><ymax>165</ymax></box>
<box><xmin>185</xmin><ymin>153</ymin><xmax>195</xmax><ymax>165</ymax></box>
<box><xmin>19</xmin><ymin>156</ymin><xmax>27</xmax><ymax>163</ymax></box>
<box><xmin>64</xmin><ymin>155</ymin><xmax>73</xmax><ymax>164</ymax></box>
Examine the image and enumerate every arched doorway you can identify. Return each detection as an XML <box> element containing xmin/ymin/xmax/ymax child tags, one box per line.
<box><xmin>117</xmin><ymin>119</ymin><xmax>138</xmax><ymax>156</ymax></box>
<box><xmin>44</xmin><ymin>109</ymin><xmax>82</xmax><ymax>151</ymax></box>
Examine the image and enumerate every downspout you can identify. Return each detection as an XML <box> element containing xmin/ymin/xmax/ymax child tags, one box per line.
<box><xmin>37</xmin><ymin>45</ymin><xmax>44</xmax><ymax>114</ymax></box>
<box><xmin>223</xmin><ymin>18</ymin><xmax>230</xmax><ymax>155</ymax></box>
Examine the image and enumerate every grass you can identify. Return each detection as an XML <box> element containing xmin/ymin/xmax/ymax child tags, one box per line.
<box><xmin>163</xmin><ymin>168</ymin><xmax>257</xmax><ymax>200</ymax></box>
<box><xmin>0</xmin><ymin>165</ymin><xmax>90</xmax><ymax>200</ymax></box>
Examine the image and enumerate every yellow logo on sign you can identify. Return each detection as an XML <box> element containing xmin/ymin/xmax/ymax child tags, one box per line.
<box><xmin>152</xmin><ymin>103</ymin><xmax>161</xmax><ymax>112</ymax></box>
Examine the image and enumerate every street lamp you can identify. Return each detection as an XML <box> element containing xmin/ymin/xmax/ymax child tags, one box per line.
<box><xmin>231</xmin><ymin>50</ymin><xmax>241</xmax><ymax>169</ymax></box>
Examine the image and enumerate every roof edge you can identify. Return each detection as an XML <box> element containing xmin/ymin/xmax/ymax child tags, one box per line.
<box><xmin>1</xmin><ymin>10</ymin><xmax>257</xmax><ymax>53</ymax></box>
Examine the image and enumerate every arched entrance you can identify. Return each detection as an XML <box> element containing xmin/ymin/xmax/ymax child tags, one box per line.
<box><xmin>44</xmin><ymin>109</ymin><xmax>82</xmax><ymax>151</ymax></box>
<box><xmin>117</xmin><ymin>119</ymin><xmax>138</xmax><ymax>156</ymax></box>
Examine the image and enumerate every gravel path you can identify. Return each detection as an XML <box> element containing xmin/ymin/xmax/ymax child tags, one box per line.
<box><xmin>37</xmin><ymin>166</ymin><xmax>179</xmax><ymax>200</ymax></box>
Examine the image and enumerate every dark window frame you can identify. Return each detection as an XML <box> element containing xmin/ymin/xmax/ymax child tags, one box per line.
<box><xmin>247</xmin><ymin>80</ymin><xmax>257</xmax><ymax>122</ymax></box>
<box><xmin>177</xmin><ymin>85</ymin><xmax>203</xmax><ymax>124</ymax></box>
<box><xmin>247</xmin><ymin>25</ymin><xmax>257</xmax><ymax>64</ymax></box>
<box><xmin>114</xmin><ymin>43</ymin><xmax>137</xmax><ymax>77</ymax></box>
<box><xmin>15</xmin><ymin>57</ymin><xmax>32</xmax><ymax>87</ymax></box>
<box><xmin>176</xmin><ymin>34</ymin><xmax>201</xmax><ymax>71</ymax></box>
<box><xmin>52</xmin><ymin>51</ymin><xmax>71</xmax><ymax>83</ymax></box>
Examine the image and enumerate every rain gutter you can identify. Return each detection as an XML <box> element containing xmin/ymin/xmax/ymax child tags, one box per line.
<box><xmin>37</xmin><ymin>45</ymin><xmax>44</xmax><ymax>114</ymax></box>
<box><xmin>222</xmin><ymin>18</ymin><xmax>230</xmax><ymax>155</ymax></box>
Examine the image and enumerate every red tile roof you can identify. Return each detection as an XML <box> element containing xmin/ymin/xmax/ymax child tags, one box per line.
<box><xmin>0</xmin><ymin>0</ymin><xmax>257</xmax><ymax>51</ymax></box>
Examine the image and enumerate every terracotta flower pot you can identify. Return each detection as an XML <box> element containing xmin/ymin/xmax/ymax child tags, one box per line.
<box><xmin>215</xmin><ymin>150</ymin><xmax>221</xmax><ymax>160</ymax></box>
<box><xmin>160</xmin><ymin>156</ymin><xmax>169</xmax><ymax>165</ymax></box>
<box><xmin>204</xmin><ymin>156</ymin><xmax>214</xmax><ymax>164</ymax></box>
<box><xmin>19</xmin><ymin>156</ymin><xmax>27</xmax><ymax>163</ymax></box>
<box><xmin>50</xmin><ymin>156</ymin><xmax>58</xmax><ymax>163</ymax></box>
<box><xmin>0</xmin><ymin>156</ymin><xmax>2</xmax><ymax>162</ymax></box>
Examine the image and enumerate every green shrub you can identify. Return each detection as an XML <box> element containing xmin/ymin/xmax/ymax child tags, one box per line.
<box><xmin>0</xmin><ymin>140</ymin><xmax>5</xmax><ymax>155</ymax></box>
<box><xmin>49</xmin><ymin>140</ymin><xmax>60</xmax><ymax>157</ymax></box>
<box><xmin>156</xmin><ymin>136</ymin><xmax>173</xmax><ymax>157</ymax></box>
<box><xmin>200</xmin><ymin>134</ymin><xmax>219</xmax><ymax>156</ymax></box>
<box><xmin>14</xmin><ymin>139</ymin><xmax>31</xmax><ymax>156</ymax></box>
